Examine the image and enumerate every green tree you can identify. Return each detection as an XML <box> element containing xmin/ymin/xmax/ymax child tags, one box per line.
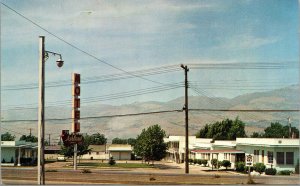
<box><xmin>196</xmin><ymin>117</ymin><xmax>247</xmax><ymax>140</ymax></box>
<box><xmin>60</xmin><ymin>134</ymin><xmax>98</xmax><ymax>158</ymax></box>
<box><xmin>1</xmin><ymin>132</ymin><xmax>15</xmax><ymax>141</ymax></box>
<box><xmin>264</xmin><ymin>122</ymin><xmax>299</xmax><ymax>138</ymax></box>
<box><xmin>134</xmin><ymin>125</ymin><xmax>167</xmax><ymax>163</ymax></box>
<box><xmin>112</xmin><ymin>138</ymin><xmax>137</xmax><ymax>146</ymax></box>
<box><xmin>112</xmin><ymin>138</ymin><xmax>127</xmax><ymax>144</ymax></box>
<box><xmin>222</xmin><ymin>160</ymin><xmax>231</xmax><ymax>170</ymax></box>
<box><xmin>19</xmin><ymin>135</ymin><xmax>38</xmax><ymax>142</ymax></box>
<box><xmin>250</xmin><ymin>132</ymin><xmax>264</xmax><ymax>138</ymax></box>
<box><xmin>85</xmin><ymin>133</ymin><xmax>107</xmax><ymax>145</ymax></box>
<box><xmin>127</xmin><ymin>138</ymin><xmax>137</xmax><ymax>146</ymax></box>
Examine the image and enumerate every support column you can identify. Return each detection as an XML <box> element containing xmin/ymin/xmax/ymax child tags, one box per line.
<box><xmin>18</xmin><ymin>147</ymin><xmax>21</xmax><ymax>166</ymax></box>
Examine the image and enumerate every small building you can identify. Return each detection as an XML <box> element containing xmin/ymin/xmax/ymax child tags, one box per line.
<box><xmin>107</xmin><ymin>144</ymin><xmax>132</xmax><ymax>160</ymax></box>
<box><xmin>81</xmin><ymin>145</ymin><xmax>108</xmax><ymax>160</ymax></box>
<box><xmin>1</xmin><ymin>141</ymin><xmax>37</xmax><ymax>166</ymax></box>
<box><xmin>45</xmin><ymin>145</ymin><xmax>62</xmax><ymax>160</ymax></box>
<box><xmin>164</xmin><ymin>136</ymin><xmax>204</xmax><ymax>163</ymax></box>
<box><xmin>236</xmin><ymin>138</ymin><xmax>299</xmax><ymax>171</ymax></box>
<box><xmin>191</xmin><ymin>140</ymin><xmax>244</xmax><ymax>168</ymax></box>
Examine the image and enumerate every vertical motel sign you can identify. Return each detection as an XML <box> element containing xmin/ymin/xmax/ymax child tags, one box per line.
<box><xmin>72</xmin><ymin>73</ymin><xmax>80</xmax><ymax>133</ymax></box>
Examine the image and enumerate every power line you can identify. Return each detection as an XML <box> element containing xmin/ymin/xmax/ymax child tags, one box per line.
<box><xmin>1</xmin><ymin>109</ymin><xmax>183</xmax><ymax>123</ymax></box>
<box><xmin>1</xmin><ymin>83</ymin><xmax>183</xmax><ymax>111</ymax></box>
<box><xmin>2</xmin><ymin>108</ymin><xmax>298</xmax><ymax>123</ymax></box>
<box><xmin>2</xmin><ymin>65</ymin><xmax>181</xmax><ymax>91</ymax></box>
<box><xmin>1</xmin><ymin>127</ymin><xmax>25</xmax><ymax>135</ymax></box>
<box><xmin>1</xmin><ymin>2</ymin><xmax>176</xmax><ymax>87</ymax></box>
<box><xmin>190</xmin><ymin>109</ymin><xmax>300</xmax><ymax>112</ymax></box>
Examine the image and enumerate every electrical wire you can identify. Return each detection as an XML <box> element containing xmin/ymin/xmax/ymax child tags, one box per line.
<box><xmin>2</xmin><ymin>65</ymin><xmax>181</xmax><ymax>91</ymax></box>
<box><xmin>1</xmin><ymin>82</ymin><xmax>184</xmax><ymax>111</ymax></box>
<box><xmin>1</xmin><ymin>109</ymin><xmax>183</xmax><ymax>123</ymax></box>
<box><xmin>1</xmin><ymin>2</ymin><xmax>179</xmax><ymax>87</ymax></box>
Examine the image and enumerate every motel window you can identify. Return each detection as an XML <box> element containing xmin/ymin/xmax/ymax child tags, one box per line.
<box><xmin>254</xmin><ymin>150</ymin><xmax>259</xmax><ymax>163</ymax></box>
<box><xmin>89</xmin><ymin>152</ymin><xmax>91</xmax><ymax>155</ymax></box>
<box><xmin>267</xmin><ymin>151</ymin><xmax>273</xmax><ymax>164</ymax></box>
<box><xmin>286</xmin><ymin>152</ymin><xmax>294</xmax><ymax>165</ymax></box>
<box><xmin>224</xmin><ymin>153</ymin><xmax>230</xmax><ymax>160</ymax></box>
<box><xmin>276</xmin><ymin>152</ymin><xmax>284</xmax><ymax>164</ymax></box>
<box><xmin>96</xmin><ymin>152</ymin><xmax>99</xmax><ymax>155</ymax></box>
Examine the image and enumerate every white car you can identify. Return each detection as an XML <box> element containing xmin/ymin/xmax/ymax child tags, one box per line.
<box><xmin>57</xmin><ymin>156</ymin><xmax>66</xmax><ymax>161</ymax></box>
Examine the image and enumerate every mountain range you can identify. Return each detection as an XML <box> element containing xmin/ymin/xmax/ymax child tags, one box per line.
<box><xmin>2</xmin><ymin>85</ymin><xmax>299</xmax><ymax>143</ymax></box>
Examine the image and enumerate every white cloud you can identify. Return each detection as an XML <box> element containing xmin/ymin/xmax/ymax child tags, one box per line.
<box><xmin>216</xmin><ymin>34</ymin><xmax>279</xmax><ymax>50</ymax></box>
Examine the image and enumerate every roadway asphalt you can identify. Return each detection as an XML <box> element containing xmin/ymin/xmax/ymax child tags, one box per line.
<box><xmin>2</xmin><ymin>165</ymin><xmax>300</xmax><ymax>185</ymax></box>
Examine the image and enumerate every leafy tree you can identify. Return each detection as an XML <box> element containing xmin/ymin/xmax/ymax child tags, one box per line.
<box><xmin>263</xmin><ymin>122</ymin><xmax>299</xmax><ymax>138</ymax></box>
<box><xmin>250</xmin><ymin>132</ymin><xmax>264</xmax><ymax>138</ymax></box>
<box><xmin>127</xmin><ymin>138</ymin><xmax>137</xmax><ymax>146</ymax></box>
<box><xmin>19</xmin><ymin>135</ymin><xmax>38</xmax><ymax>142</ymax></box>
<box><xmin>112</xmin><ymin>137</ymin><xmax>137</xmax><ymax>146</ymax></box>
<box><xmin>134</xmin><ymin>124</ymin><xmax>167</xmax><ymax>163</ymax></box>
<box><xmin>254</xmin><ymin>163</ymin><xmax>266</xmax><ymax>174</ymax></box>
<box><xmin>85</xmin><ymin>133</ymin><xmax>107</xmax><ymax>145</ymax></box>
<box><xmin>222</xmin><ymin>160</ymin><xmax>231</xmax><ymax>170</ymax></box>
<box><xmin>1</xmin><ymin>132</ymin><xmax>15</xmax><ymax>141</ymax></box>
<box><xmin>60</xmin><ymin>135</ymin><xmax>91</xmax><ymax>158</ymax></box>
<box><xmin>112</xmin><ymin>138</ymin><xmax>127</xmax><ymax>144</ymax></box>
<box><xmin>196</xmin><ymin>117</ymin><xmax>247</xmax><ymax>140</ymax></box>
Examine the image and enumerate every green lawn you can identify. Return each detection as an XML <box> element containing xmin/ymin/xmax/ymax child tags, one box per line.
<box><xmin>77</xmin><ymin>162</ymin><xmax>154</xmax><ymax>168</ymax></box>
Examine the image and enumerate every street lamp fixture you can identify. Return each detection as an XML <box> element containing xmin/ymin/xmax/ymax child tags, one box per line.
<box><xmin>44</xmin><ymin>50</ymin><xmax>64</xmax><ymax>67</ymax></box>
<box><xmin>38</xmin><ymin>36</ymin><xmax>64</xmax><ymax>185</ymax></box>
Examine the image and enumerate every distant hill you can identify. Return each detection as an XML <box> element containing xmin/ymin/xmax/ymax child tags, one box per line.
<box><xmin>2</xmin><ymin>85</ymin><xmax>299</xmax><ymax>142</ymax></box>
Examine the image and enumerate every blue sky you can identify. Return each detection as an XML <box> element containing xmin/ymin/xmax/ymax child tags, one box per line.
<box><xmin>1</xmin><ymin>0</ymin><xmax>299</xmax><ymax>110</ymax></box>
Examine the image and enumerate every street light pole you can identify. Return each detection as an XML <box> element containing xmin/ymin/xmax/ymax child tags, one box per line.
<box><xmin>38</xmin><ymin>36</ymin><xmax>45</xmax><ymax>185</ymax></box>
<box><xmin>38</xmin><ymin>36</ymin><xmax>64</xmax><ymax>185</ymax></box>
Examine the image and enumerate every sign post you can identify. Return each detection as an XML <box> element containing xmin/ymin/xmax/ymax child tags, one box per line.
<box><xmin>246</xmin><ymin>154</ymin><xmax>254</xmax><ymax>184</ymax></box>
<box><xmin>72</xmin><ymin>73</ymin><xmax>80</xmax><ymax>170</ymax></box>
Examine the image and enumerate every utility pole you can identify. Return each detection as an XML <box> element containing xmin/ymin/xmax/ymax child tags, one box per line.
<box><xmin>38</xmin><ymin>36</ymin><xmax>64</xmax><ymax>185</ymax></box>
<box><xmin>38</xmin><ymin>36</ymin><xmax>45</xmax><ymax>185</ymax></box>
<box><xmin>288</xmin><ymin>117</ymin><xmax>291</xmax><ymax>138</ymax></box>
<box><xmin>181</xmin><ymin>64</ymin><xmax>189</xmax><ymax>174</ymax></box>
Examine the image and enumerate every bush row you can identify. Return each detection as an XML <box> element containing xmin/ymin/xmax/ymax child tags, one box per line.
<box><xmin>189</xmin><ymin>159</ymin><xmax>208</xmax><ymax>166</ymax></box>
<box><xmin>236</xmin><ymin>162</ymin><xmax>296</xmax><ymax>175</ymax></box>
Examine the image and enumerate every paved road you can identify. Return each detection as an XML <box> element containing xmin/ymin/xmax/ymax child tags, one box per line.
<box><xmin>2</xmin><ymin>167</ymin><xmax>300</xmax><ymax>185</ymax></box>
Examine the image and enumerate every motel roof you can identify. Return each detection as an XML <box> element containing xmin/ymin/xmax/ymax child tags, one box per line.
<box><xmin>191</xmin><ymin>149</ymin><xmax>245</xmax><ymax>154</ymax></box>
<box><xmin>108</xmin><ymin>144</ymin><xmax>132</xmax><ymax>152</ymax></box>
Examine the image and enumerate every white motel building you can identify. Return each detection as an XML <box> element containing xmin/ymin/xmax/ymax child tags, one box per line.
<box><xmin>164</xmin><ymin>136</ymin><xmax>299</xmax><ymax>172</ymax></box>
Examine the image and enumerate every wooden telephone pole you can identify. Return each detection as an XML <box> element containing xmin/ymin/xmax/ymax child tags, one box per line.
<box><xmin>181</xmin><ymin>64</ymin><xmax>189</xmax><ymax>174</ymax></box>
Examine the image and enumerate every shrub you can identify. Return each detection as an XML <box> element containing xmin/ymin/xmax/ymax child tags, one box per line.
<box><xmin>245</xmin><ymin>166</ymin><xmax>254</xmax><ymax>173</ymax></box>
<box><xmin>2</xmin><ymin>158</ymin><xmax>5</xmax><ymax>163</ymax></box>
<box><xmin>189</xmin><ymin>159</ymin><xmax>193</xmax><ymax>163</ymax></box>
<box><xmin>254</xmin><ymin>163</ymin><xmax>266</xmax><ymax>174</ymax></box>
<box><xmin>222</xmin><ymin>160</ymin><xmax>231</xmax><ymax>170</ymax></box>
<box><xmin>236</xmin><ymin>162</ymin><xmax>245</xmax><ymax>172</ymax></box>
<box><xmin>202</xmin><ymin>160</ymin><xmax>208</xmax><ymax>166</ymax></box>
<box><xmin>218</xmin><ymin>161</ymin><xmax>222</xmax><ymax>168</ymax></box>
<box><xmin>197</xmin><ymin>159</ymin><xmax>202</xmax><ymax>165</ymax></box>
<box><xmin>46</xmin><ymin>169</ymin><xmax>58</xmax><ymax>172</ymax></box>
<box><xmin>193</xmin><ymin>159</ymin><xmax>198</xmax><ymax>164</ymax></box>
<box><xmin>211</xmin><ymin>159</ymin><xmax>218</xmax><ymax>168</ymax></box>
<box><xmin>10</xmin><ymin>157</ymin><xmax>14</xmax><ymax>163</ymax></box>
<box><xmin>278</xmin><ymin>170</ymin><xmax>292</xmax><ymax>175</ymax></box>
<box><xmin>81</xmin><ymin>169</ymin><xmax>91</xmax><ymax>173</ymax></box>
<box><xmin>108</xmin><ymin>156</ymin><xmax>116</xmax><ymax>166</ymax></box>
<box><xmin>265</xmin><ymin>168</ymin><xmax>277</xmax><ymax>175</ymax></box>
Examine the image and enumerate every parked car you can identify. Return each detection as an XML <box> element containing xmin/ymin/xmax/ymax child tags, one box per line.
<box><xmin>57</xmin><ymin>156</ymin><xmax>66</xmax><ymax>162</ymax></box>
